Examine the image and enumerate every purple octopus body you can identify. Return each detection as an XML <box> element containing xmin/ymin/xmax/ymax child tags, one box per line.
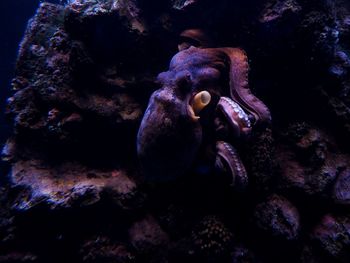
<box><xmin>137</xmin><ymin>45</ymin><xmax>271</xmax><ymax>186</ymax></box>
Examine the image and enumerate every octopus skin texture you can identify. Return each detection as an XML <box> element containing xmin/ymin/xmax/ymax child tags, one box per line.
<box><xmin>137</xmin><ymin>45</ymin><xmax>271</xmax><ymax>184</ymax></box>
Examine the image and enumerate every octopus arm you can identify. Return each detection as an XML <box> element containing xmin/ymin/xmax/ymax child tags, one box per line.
<box><xmin>220</xmin><ymin>48</ymin><xmax>271</xmax><ymax>125</ymax></box>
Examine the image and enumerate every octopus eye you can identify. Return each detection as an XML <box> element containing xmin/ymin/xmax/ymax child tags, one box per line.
<box><xmin>189</xmin><ymin>91</ymin><xmax>211</xmax><ymax>119</ymax></box>
<box><xmin>176</xmin><ymin>72</ymin><xmax>192</xmax><ymax>95</ymax></box>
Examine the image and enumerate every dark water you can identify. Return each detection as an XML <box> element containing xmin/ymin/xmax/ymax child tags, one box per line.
<box><xmin>0</xmin><ymin>0</ymin><xmax>65</xmax><ymax>172</ymax></box>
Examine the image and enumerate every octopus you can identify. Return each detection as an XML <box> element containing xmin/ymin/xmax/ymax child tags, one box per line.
<box><xmin>137</xmin><ymin>29</ymin><xmax>271</xmax><ymax>188</ymax></box>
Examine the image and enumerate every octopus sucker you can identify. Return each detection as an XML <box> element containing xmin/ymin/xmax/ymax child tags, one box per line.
<box><xmin>217</xmin><ymin>96</ymin><xmax>252</xmax><ymax>138</ymax></box>
<box><xmin>190</xmin><ymin>91</ymin><xmax>212</xmax><ymax>118</ymax></box>
<box><xmin>216</xmin><ymin>141</ymin><xmax>248</xmax><ymax>190</ymax></box>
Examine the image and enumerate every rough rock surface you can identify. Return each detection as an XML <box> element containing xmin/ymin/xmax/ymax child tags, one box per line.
<box><xmin>1</xmin><ymin>0</ymin><xmax>350</xmax><ymax>262</ymax></box>
<box><xmin>254</xmin><ymin>194</ymin><xmax>300</xmax><ymax>241</ymax></box>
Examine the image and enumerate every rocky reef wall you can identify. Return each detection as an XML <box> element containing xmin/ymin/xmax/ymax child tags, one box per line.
<box><xmin>1</xmin><ymin>0</ymin><xmax>350</xmax><ymax>262</ymax></box>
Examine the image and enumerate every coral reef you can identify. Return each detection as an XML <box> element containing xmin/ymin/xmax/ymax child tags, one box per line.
<box><xmin>1</xmin><ymin>0</ymin><xmax>350</xmax><ymax>262</ymax></box>
<box><xmin>254</xmin><ymin>194</ymin><xmax>300</xmax><ymax>241</ymax></box>
<box><xmin>190</xmin><ymin>215</ymin><xmax>233</xmax><ymax>261</ymax></box>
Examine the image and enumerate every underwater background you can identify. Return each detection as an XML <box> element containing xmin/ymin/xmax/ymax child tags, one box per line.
<box><xmin>0</xmin><ymin>0</ymin><xmax>350</xmax><ymax>262</ymax></box>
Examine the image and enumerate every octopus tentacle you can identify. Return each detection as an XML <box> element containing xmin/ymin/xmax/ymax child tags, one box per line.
<box><xmin>215</xmin><ymin>141</ymin><xmax>248</xmax><ymax>190</ymax></box>
<box><xmin>220</xmin><ymin>48</ymin><xmax>271</xmax><ymax>125</ymax></box>
<box><xmin>216</xmin><ymin>96</ymin><xmax>252</xmax><ymax>138</ymax></box>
